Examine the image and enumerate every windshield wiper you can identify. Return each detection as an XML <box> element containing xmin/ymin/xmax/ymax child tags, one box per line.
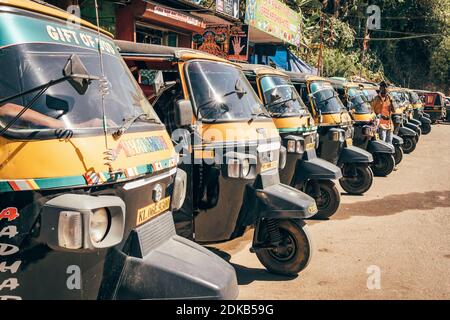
<box><xmin>113</xmin><ymin>113</ymin><xmax>160</xmax><ymax>139</ymax></box>
<box><xmin>248</xmin><ymin>111</ymin><xmax>271</xmax><ymax>124</ymax></box>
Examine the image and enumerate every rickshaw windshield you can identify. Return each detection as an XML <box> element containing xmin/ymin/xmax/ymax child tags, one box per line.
<box><xmin>409</xmin><ymin>91</ymin><xmax>420</xmax><ymax>103</ymax></box>
<box><xmin>348</xmin><ymin>88</ymin><xmax>372</xmax><ymax>114</ymax></box>
<box><xmin>310</xmin><ymin>81</ymin><xmax>346</xmax><ymax>114</ymax></box>
<box><xmin>0</xmin><ymin>43</ymin><xmax>159</xmax><ymax>137</ymax></box>
<box><xmin>186</xmin><ymin>61</ymin><xmax>266</xmax><ymax>121</ymax></box>
<box><xmin>362</xmin><ymin>89</ymin><xmax>378</xmax><ymax>103</ymax></box>
<box><xmin>260</xmin><ymin>76</ymin><xmax>308</xmax><ymax>117</ymax></box>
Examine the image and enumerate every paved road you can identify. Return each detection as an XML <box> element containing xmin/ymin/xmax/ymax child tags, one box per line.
<box><xmin>214</xmin><ymin>123</ymin><xmax>450</xmax><ymax>300</ymax></box>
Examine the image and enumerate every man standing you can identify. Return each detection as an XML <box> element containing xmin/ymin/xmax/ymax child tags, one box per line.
<box><xmin>371</xmin><ymin>81</ymin><xmax>395</xmax><ymax>144</ymax></box>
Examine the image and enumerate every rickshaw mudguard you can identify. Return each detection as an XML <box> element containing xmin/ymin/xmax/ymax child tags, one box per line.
<box><xmin>392</xmin><ymin>134</ymin><xmax>403</xmax><ymax>146</ymax></box>
<box><xmin>419</xmin><ymin>116</ymin><xmax>431</xmax><ymax>125</ymax></box>
<box><xmin>367</xmin><ymin>139</ymin><xmax>395</xmax><ymax>154</ymax></box>
<box><xmin>113</xmin><ymin>213</ymin><xmax>238</xmax><ymax>300</ymax></box>
<box><xmin>294</xmin><ymin>149</ymin><xmax>342</xmax><ymax>184</ymax></box>
<box><xmin>252</xmin><ymin>183</ymin><xmax>317</xmax><ymax>219</ymax></box>
<box><xmin>337</xmin><ymin>145</ymin><xmax>373</xmax><ymax>166</ymax></box>
<box><xmin>405</xmin><ymin>122</ymin><xmax>420</xmax><ymax>133</ymax></box>
<box><xmin>409</xmin><ymin>118</ymin><xmax>422</xmax><ymax>127</ymax></box>
<box><xmin>399</xmin><ymin>126</ymin><xmax>417</xmax><ymax>137</ymax></box>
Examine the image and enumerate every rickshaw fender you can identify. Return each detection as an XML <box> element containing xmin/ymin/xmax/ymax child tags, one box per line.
<box><xmin>253</xmin><ymin>183</ymin><xmax>318</xmax><ymax>220</ymax></box>
<box><xmin>392</xmin><ymin>134</ymin><xmax>403</xmax><ymax>146</ymax></box>
<box><xmin>399</xmin><ymin>126</ymin><xmax>416</xmax><ymax>137</ymax></box>
<box><xmin>409</xmin><ymin>119</ymin><xmax>422</xmax><ymax>127</ymax></box>
<box><xmin>114</xmin><ymin>217</ymin><xmax>239</xmax><ymax>300</ymax></box>
<box><xmin>294</xmin><ymin>157</ymin><xmax>342</xmax><ymax>184</ymax></box>
<box><xmin>337</xmin><ymin>146</ymin><xmax>373</xmax><ymax>165</ymax></box>
<box><xmin>367</xmin><ymin>140</ymin><xmax>395</xmax><ymax>154</ymax></box>
<box><xmin>420</xmin><ymin>116</ymin><xmax>431</xmax><ymax>125</ymax></box>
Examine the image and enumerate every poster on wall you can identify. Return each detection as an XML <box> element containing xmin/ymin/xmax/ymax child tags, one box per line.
<box><xmin>245</xmin><ymin>0</ymin><xmax>301</xmax><ymax>46</ymax></box>
<box><xmin>192</xmin><ymin>24</ymin><xmax>249</xmax><ymax>62</ymax></box>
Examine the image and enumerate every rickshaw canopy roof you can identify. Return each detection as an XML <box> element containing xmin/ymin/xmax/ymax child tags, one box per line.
<box><xmin>115</xmin><ymin>40</ymin><xmax>231</xmax><ymax>64</ymax></box>
<box><xmin>0</xmin><ymin>0</ymin><xmax>112</xmax><ymax>37</ymax></box>
<box><xmin>238</xmin><ymin>63</ymin><xmax>288</xmax><ymax>78</ymax></box>
<box><xmin>284</xmin><ymin>71</ymin><xmax>328</xmax><ymax>84</ymax></box>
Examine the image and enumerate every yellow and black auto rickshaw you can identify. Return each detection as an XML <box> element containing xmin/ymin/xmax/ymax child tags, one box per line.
<box><xmin>330</xmin><ymin>78</ymin><xmax>396</xmax><ymax>177</ymax></box>
<box><xmin>390</xmin><ymin>87</ymin><xmax>422</xmax><ymax>140</ymax></box>
<box><xmin>361</xmin><ymin>84</ymin><xmax>416</xmax><ymax>156</ymax></box>
<box><xmin>0</xmin><ymin>0</ymin><xmax>239</xmax><ymax>300</ymax></box>
<box><xmin>422</xmin><ymin>91</ymin><xmax>447</xmax><ymax>124</ymax></box>
<box><xmin>287</xmin><ymin>72</ymin><xmax>374</xmax><ymax>195</ymax></box>
<box><xmin>241</xmin><ymin>64</ymin><xmax>342</xmax><ymax>219</ymax></box>
<box><xmin>117</xmin><ymin>41</ymin><xmax>318</xmax><ymax>276</ymax></box>
<box><xmin>405</xmin><ymin>89</ymin><xmax>432</xmax><ymax>134</ymax></box>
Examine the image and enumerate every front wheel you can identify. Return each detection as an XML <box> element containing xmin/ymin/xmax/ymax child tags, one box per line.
<box><xmin>371</xmin><ymin>153</ymin><xmax>396</xmax><ymax>177</ymax></box>
<box><xmin>305</xmin><ymin>180</ymin><xmax>341</xmax><ymax>219</ymax></box>
<box><xmin>421</xmin><ymin>122</ymin><xmax>431</xmax><ymax>135</ymax></box>
<box><xmin>402</xmin><ymin>136</ymin><xmax>417</xmax><ymax>154</ymax></box>
<box><xmin>393</xmin><ymin>145</ymin><xmax>404</xmax><ymax>165</ymax></box>
<box><xmin>339</xmin><ymin>164</ymin><xmax>374</xmax><ymax>195</ymax></box>
<box><xmin>255</xmin><ymin>220</ymin><xmax>312</xmax><ymax>276</ymax></box>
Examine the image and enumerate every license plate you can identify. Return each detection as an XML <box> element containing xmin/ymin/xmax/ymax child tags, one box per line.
<box><xmin>305</xmin><ymin>142</ymin><xmax>315</xmax><ymax>150</ymax></box>
<box><xmin>375</xmin><ymin>133</ymin><xmax>380</xmax><ymax>140</ymax></box>
<box><xmin>261</xmin><ymin>161</ymin><xmax>278</xmax><ymax>172</ymax></box>
<box><xmin>346</xmin><ymin>138</ymin><xmax>353</xmax><ymax>146</ymax></box>
<box><xmin>136</xmin><ymin>196</ymin><xmax>171</xmax><ymax>225</ymax></box>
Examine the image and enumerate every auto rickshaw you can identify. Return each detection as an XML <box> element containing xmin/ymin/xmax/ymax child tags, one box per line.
<box><xmin>0</xmin><ymin>0</ymin><xmax>239</xmax><ymax>300</ymax></box>
<box><xmin>240</xmin><ymin>64</ymin><xmax>342</xmax><ymax>219</ymax></box>
<box><xmin>422</xmin><ymin>91</ymin><xmax>447</xmax><ymax>123</ymax></box>
<box><xmin>406</xmin><ymin>89</ymin><xmax>432</xmax><ymax>134</ymax></box>
<box><xmin>359</xmin><ymin>83</ymin><xmax>405</xmax><ymax>165</ymax></box>
<box><xmin>330</xmin><ymin>78</ymin><xmax>396</xmax><ymax>177</ymax></box>
<box><xmin>445</xmin><ymin>96</ymin><xmax>450</xmax><ymax>122</ymax></box>
<box><xmin>287</xmin><ymin>72</ymin><xmax>374</xmax><ymax>195</ymax></box>
<box><xmin>391</xmin><ymin>88</ymin><xmax>422</xmax><ymax>140</ymax></box>
<box><xmin>117</xmin><ymin>41</ymin><xmax>318</xmax><ymax>276</ymax></box>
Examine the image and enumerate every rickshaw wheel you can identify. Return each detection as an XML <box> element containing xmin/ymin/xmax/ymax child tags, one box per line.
<box><xmin>339</xmin><ymin>165</ymin><xmax>374</xmax><ymax>195</ymax></box>
<box><xmin>394</xmin><ymin>146</ymin><xmax>404</xmax><ymax>165</ymax></box>
<box><xmin>371</xmin><ymin>153</ymin><xmax>395</xmax><ymax>177</ymax></box>
<box><xmin>402</xmin><ymin>137</ymin><xmax>417</xmax><ymax>154</ymax></box>
<box><xmin>305</xmin><ymin>180</ymin><xmax>340</xmax><ymax>219</ymax></box>
<box><xmin>421</xmin><ymin>123</ymin><xmax>431</xmax><ymax>135</ymax></box>
<box><xmin>255</xmin><ymin>221</ymin><xmax>312</xmax><ymax>276</ymax></box>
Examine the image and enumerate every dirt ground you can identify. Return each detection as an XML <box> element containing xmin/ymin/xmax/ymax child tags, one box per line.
<box><xmin>214</xmin><ymin>122</ymin><xmax>450</xmax><ymax>300</ymax></box>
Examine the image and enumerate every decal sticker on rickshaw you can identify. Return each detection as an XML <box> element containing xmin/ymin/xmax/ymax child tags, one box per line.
<box><xmin>0</xmin><ymin>157</ymin><xmax>177</xmax><ymax>191</ymax></box>
<box><xmin>0</xmin><ymin>13</ymin><xmax>117</xmax><ymax>56</ymax></box>
<box><xmin>261</xmin><ymin>161</ymin><xmax>278</xmax><ymax>172</ymax></box>
<box><xmin>278</xmin><ymin>126</ymin><xmax>318</xmax><ymax>133</ymax></box>
<box><xmin>115</xmin><ymin>136</ymin><xmax>169</xmax><ymax>158</ymax></box>
<box><xmin>0</xmin><ymin>208</ymin><xmax>19</xmax><ymax>222</ymax></box>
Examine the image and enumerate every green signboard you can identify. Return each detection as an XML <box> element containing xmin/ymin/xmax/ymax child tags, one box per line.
<box><xmin>245</xmin><ymin>0</ymin><xmax>301</xmax><ymax>46</ymax></box>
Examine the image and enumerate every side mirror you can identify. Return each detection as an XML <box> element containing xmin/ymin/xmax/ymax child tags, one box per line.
<box><xmin>270</xmin><ymin>91</ymin><xmax>282</xmax><ymax>104</ymax></box>
<box><xmin>46</xmin><ymin>95</ymin><xmax>73</xmax><ymax>116</ymax></box>
<box><xmin>63</xmin><ymin>54</ymin><xmax>97</xmax><ymax>95</ymax></box>
<box><xmin>175</xmin><ymin>99</ymin><xmax>193</xmax><ymax>127</ymax></box>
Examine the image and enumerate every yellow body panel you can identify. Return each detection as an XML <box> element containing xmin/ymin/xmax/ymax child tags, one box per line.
<box><xmin>317</xmin><ymin>113</ymin><xmax>353</xmax><ymax>126</ymax></box>
<box><xmin>0</xmin><ymin>130</ymin><xmax>176</xmax><ymax>179</ymax></box>
<box><xmin>352</xmin><ymin>113</ymin><xmax>375</xmax><ymax>122</ymax></box>
<box><xmin>0</xmin><ymin>0</ymin><xmax>112</xmax><ymax>37</ymax></box>
<box><xmin>273</xmin><ymin>116</ymin><xmax>312</xmax><ymax>129</ymax></box>
<box><xmin>199</xmin><ymin>120</ymin><xmax>279</xmax><ymax>143</ymax></box>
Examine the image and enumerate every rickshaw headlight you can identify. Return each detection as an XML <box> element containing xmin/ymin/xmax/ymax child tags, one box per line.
<box><xmin>58</xmin><ymin>211</ymin><xmax>83</xmax><ymax>249</ymax></box>
<box><xmin>242</xmin><ymin>159</ymin><xmax>250</xmax><ymax>177</ymax></box>
<box><xmin>287</xmin><ymin>140</ymin><xmax>296</xmax><ymax>153</ymax></box>
<box><xmin>331</xmin><ymin>131</ymin><xmax>340</xmax><ymax>141</ymax></box>
<box><xmin>89</xmin><ymin>208</ymin><xmax>110</xmax><ymax>243</ymax></box>
<box><xmin>227</xmin><ymin>159</ymin><xmax>241</xmax><ymax>178</ymax></box>
<box><xmin>315</xmin><ymin>133</ymin><xmax>320</xmax><ymax>148</ymax></box>
<box><xmin>172</xmin><ymin>169</ymin><xmax>187</xmax><ymax>211</ymax></box>
<box><xmin>296</xmin><ymin>141</ymin><xmax>303</xmax><ymax>154</ymax></box>
<box><xmin>362</xmin><ymin>125</ymin><xmax>372</xmax><ymax>136</ymax></box>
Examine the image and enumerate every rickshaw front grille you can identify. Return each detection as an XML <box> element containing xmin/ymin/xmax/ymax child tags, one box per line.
<box><xmin>133</xmin><ymin>211</ymin><xmax>176</xmax><ymax>258</ymax></box>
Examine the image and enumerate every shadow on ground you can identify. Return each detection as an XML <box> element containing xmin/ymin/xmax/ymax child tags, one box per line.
<box><xmin>334</xmin><ymin>190</ymin><xmax>450</xmax><ymax>220</ymax></box>
<box><xmin>206</xmin><ymin>246</ymin><xmax>297</xmax><ymax>285</ymax></box>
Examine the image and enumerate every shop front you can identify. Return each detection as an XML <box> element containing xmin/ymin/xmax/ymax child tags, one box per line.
<box><xmin>116</xmin><ymin>0</ymin><xmax>207</xmax><ymax>47</ymax></box>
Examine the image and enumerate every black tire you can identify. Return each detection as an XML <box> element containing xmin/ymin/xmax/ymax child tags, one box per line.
<box><xmin>255</xmin><ymin>221</ymin><xmax>312</xmax><ymax>276</ymax></box>
<box><xmin>305</xmin><ymin>180</ymin><xmax>340</xmax><ymax>219</ymax></box>
<box><xmin>421</xmin><ymin>122</ymin><xmax>431</xmax><ymax>135</ymax></box>
<box><xmin>431</xmin><ymin>119</ymin><xmax>436</xmax><ymax>124</ymax></box>
<box><xmin>402</xmin><ymin>136</ymin><xmax>417</xmax><ymax>154</ymax></box>
<box><xmin>339</xmin><ymin>164</ymin><xmax>374</xmax><ymax>195</ymax></box>
<box><xmin>371</xmin><ymin>153</ymin><xmax>396</xmax><ymax>177</ymax></box>
<box><xmin>393</xmin><ymin>145</ymin><xmax>404</xmax><ymax>165</ymax></box>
